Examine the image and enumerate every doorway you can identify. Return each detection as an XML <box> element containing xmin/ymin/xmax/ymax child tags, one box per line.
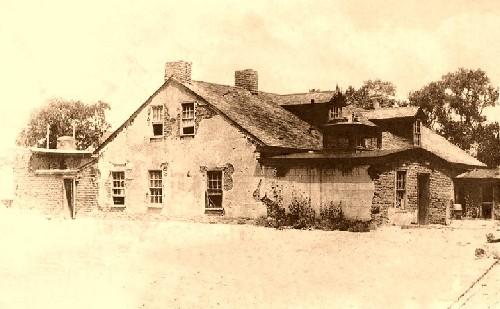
<box><xmin>417</xmin><ymin>173</ymin><xmax>430</xmax><ymax>225</ymax></box>
<box><xmin>63</xmin><ymin>178</ymin><xmax>75</xmax><ymax>218</ymax></box>
<box><xmin>481</xmin><ymin>183</ymin><xmax>493</xmax><ymax>219</ymax></box>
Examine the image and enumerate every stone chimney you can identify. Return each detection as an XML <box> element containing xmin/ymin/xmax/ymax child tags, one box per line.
<box><xmin>235</xmin><ymin>69</ymin><xmax>258</xmax><ymax>94</ymax></box>
<box><xmin>164</xmin><ymin>60</ymin><xmax>192</xmax><ymax>83</ymax></box>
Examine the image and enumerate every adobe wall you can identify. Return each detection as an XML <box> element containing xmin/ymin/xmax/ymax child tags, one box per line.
<box><xmin>371</xmin><ymin>155</ymin><xmax>455</xmax><ymax>225</ymax></box>
<box><xmin>95</xmin><ymin>82</ymin><xmax>266</xmax><ymax>219</ymax></box>
<box><xmin>259</xmin><ymin>164</ymin><xmax>374</xmax><ymax>221</ymax></box>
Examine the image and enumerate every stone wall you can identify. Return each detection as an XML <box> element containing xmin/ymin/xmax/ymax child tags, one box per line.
<box><xmin>13</xmin><ymin>148</ymin><xmax>90</xmax><ymax>217</ymax></box>
<box><xmin>75</xmin><ymin>162</ymin><xmax>99</xmax><ymax>215</ymax></box>
<box><xmin>370</xmin><ymin>155</ymin><xmax>455</xmax><ymax>225</ymax></box>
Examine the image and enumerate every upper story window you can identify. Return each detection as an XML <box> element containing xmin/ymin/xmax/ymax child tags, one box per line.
<box><xmin>413</xmin><ymin>119</ymin><xmax>421</xmax><ymax>146</ymax></box>
<box><xmin>111</xmin><ymin>171</ymin><xmax>125</xmax><ymax>206</ymax></box>
<box><xmin>151</xmin><ymin>105</ymin><xmax>163</xmax><ymax>136</ymax></box>
<box><xmin>364</xmin><ymin>137</ymin><xmax>379</xmax><ymax>150</ymax></box>
<box><xmin>329</xmin><ymin>106</ymin><xmax>343</xmax><ymax>120</ymax></box>
<box><xmin>181</xmin><ymin>102</ymin><xmax>195</xmax><ymax>136</ymax></box>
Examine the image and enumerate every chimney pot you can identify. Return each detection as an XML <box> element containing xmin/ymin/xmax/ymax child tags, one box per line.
<box><xmin>235</xmin><ymin>69</ymin><xmax>258</xmax><ymax>94</ymax></box>
<box><xmin>165</xmin><ymin>60</ymin><xmax>192</xmax><ymax>83</ymax></box>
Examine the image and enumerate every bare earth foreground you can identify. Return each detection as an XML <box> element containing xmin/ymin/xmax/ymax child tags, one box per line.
<box><xmin>0</xmin><ymin>208</ymin><xmax>497</xmax><ymax>309</ymax></box>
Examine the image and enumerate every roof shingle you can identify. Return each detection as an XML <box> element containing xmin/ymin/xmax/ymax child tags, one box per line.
<box><xmin>183</xmin><ymin>80</ymin><xmax>323</xmax><ymax>150</ymax></box>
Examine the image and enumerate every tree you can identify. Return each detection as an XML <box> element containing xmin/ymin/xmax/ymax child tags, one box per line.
<box><xmin>346</xmin><ymin>79</ymin><xmax>398</xmax><ymax>109</ymax></box>
<box><xmin>475</xmin><ymin>122</ymin><xmax>500</xmax><ymax>167</ymax></box>
<box><xmin>409</xmin><ymin>68</ymin><xmax>500</xmax><ymax>165</ymax></box>
<box><xmin>17</xmin><ymin>98</ymin><xmax>111</xmax><ymax>150</ymax></box>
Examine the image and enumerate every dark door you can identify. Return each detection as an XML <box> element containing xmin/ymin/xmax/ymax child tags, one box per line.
<box><xmin>481</xmin><ymin>184</ymin><xmax>493</xmax><ymax>219</ymax></box>
<box><xmin>63</xmin><ymin>179</ymin><xmax>74</xmax><ymax>218</ymax></box>
<box><xmin>417</xmin><ymin>173</ymin><xmax>430</xmax><ymax>225</ymax></box>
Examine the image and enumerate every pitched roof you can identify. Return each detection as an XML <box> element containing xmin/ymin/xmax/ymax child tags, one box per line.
<box><xmin>361</xmin><ymin>106</ymin><xmax>420</xmax><ymax>120</ymax></box>
<box><xmin>186</xmin><ymin>81</ymin><xmax>322</xmax><ymax>150</ymax></box>
<box><xmin>456</xmin><ymin>168</ymin><xmax>499</xmax><ymax>179</ymax></box>
<box><xmin>259</xmin><ymin>91</ymin><xmax>335</xmax><ymax>106</ymax></box>
<box><xmin>95</xmin><ymin>78</ymin><xmax>323</xmax><ymax>153</ymax></box>
<box><xmin>420</xmin><ymin>126</ymin><xmax>485</xmax><ymax>167</ymax></box>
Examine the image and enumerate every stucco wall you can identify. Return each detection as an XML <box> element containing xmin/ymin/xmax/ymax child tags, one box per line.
<box><xmin>260</xmin><ymin>165</ymin><xmax>374</xmax><ymax>221</ymax></box>
<box><xmin>95</xmin><ymin>82</ymin><xmax>266</xmax><ymax>218</ymax></box>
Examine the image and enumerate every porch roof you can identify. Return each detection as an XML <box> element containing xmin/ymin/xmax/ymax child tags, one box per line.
<box><xmin>265</xmin><ymin>147</ymin><xmax>414</xmax><ymax>160</ymax></box>
<box><xmin>30</xmin><ymin>147</ymin><xmax>92</xmax><ymax>156</ymax></box>
<box><xmin>456</xmin><ymin>168</ymin><xmax>500</xmax><ymax>180</ymax></box>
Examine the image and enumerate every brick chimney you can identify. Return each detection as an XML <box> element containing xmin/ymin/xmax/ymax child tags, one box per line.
<box><xmin>235</xmin><ymin>69</ymin><xmax>258</xmax><ymax>94</ymax></box>
<box><xmin>165</xmin><ymin>60</ymin><xmax>192</xmax><ymax>83</ymax></box>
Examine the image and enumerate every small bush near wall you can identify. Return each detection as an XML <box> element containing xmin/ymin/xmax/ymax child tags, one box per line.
<box><xmin>288</xmin><ymin>194</ymin><xmax>315</xmax><ymax>229</ymax></box>
<box><xmin>258</xmin><ymin>188</ymin><xmax>371</xmax><ymax>232</ymax></box>
<box><xmin>318</xmin><ymin>201</ymin><xmax>348</xmax><ymax>231</ymax></box>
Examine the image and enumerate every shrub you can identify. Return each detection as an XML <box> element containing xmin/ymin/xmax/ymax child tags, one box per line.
<box><xmin>255</xmin><ymin>215</ymin><xmax>268</xmax><ymax>227</ymax></box>
<box><xmin>260</xmin><ymin>184</ymin><xmax>286</xmax><ymax>228</ymax></box>
<box><xmin>347</xmin><ymin>221</ymin><xmax>370</xmax><ymax>232</ymax></box>
<box><xmin>318</xmin><ymin>201</ymin><xmax>344</xmax><ymax>230</ymax></box>
<box><xmin>318</xmin><ymin>201</ymin><xmax>371</xmax><ymax>232</ymax></box>
<box><xmin>287</xmin><ymin>194</ymin><xmax>315</xmax><ymax>229</ymax></box>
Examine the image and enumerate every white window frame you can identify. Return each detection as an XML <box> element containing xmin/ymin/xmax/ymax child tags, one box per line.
<box><xmin>395</xmin><ymin>170</ymin><xmax>407</xmax><ymax>209</ymax></box>
<box><xmin>329</xmin><ymin>106</ymin><xmax>343</xmax><ymax>120</ymax></box>
<box><xmin>206</xmin><ymin>170</ymin><xmax>223</xmax><ymax>210</ymax></box>
<box><xmin>151</xmin><ymin>105</ymin><xmax>164</xmax><ymax>137</ymax></box>
<box><xmin>149</xmin><ymin>170</ymin><xmax>163</xmax><ymax>205</ymax></box>
<box><xmin>111</xmin><ymin>171</ymin><xmax>125</xmax><ymax>206</ymax></box>
<box><xmin>181</xmin><ymin>102</ymin><xmax>196</xmax><ymax>136</ymax></box>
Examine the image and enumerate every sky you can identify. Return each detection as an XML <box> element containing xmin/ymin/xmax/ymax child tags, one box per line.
<box><xmin>2</xmin><ymin>0</ymin><xmax>500</xmax><ymax>156</ymax></box>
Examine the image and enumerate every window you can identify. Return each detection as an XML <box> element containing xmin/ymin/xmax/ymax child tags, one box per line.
<box><xmin>206</xmin><ymin>170</ymin><xmax>223</xmax><ymax>209</ymax></box>
<box><xmin>181</xmin><ymin>102</ymin><xmax>195</xmax><ymax>136</ymax></box>
<box><xmin>354</xmin><ymin>136</ymin><xmax>365</xmax><ymax>148</ymax></box>
<box><xmin>112</xmin><ymin>171</ymin><xmax>125</xmax><ymax>205</ymax></box>
<box><xmin>151</xmin><ymin>106</ymin><xmax>163</xmax><ymax>136</ymax></box>
<box><xmin>364</xmin><ymin>137</ymin><xmax>379</xmax><ymax>150</ymax></box>
<box><xmin>149</xmin><ymin>170</ymin><xmax>163</xmax><ymax>204</ymax></box>
<box><xmin>329</xmin><ymin>106</ymin><xmax>343</xmax><ymax>120</ymax></box>
<box><xmin>413</xmin><ymin>119</ymin><xmax>421</xmax><ymax>146</ymax></box>
<box><xmin>395</xmin><ymin>170</ymin><xmax>407</xmax><ymax>209</ymax></box>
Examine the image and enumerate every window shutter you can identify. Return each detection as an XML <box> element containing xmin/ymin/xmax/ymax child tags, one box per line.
<box><xmin>193</xmin><ymin>102</ymin><xmax>197</xmax><ymax>134</ymax></box>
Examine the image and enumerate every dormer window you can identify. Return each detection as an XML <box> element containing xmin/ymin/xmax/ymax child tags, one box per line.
<box><xmin>413</xmin><ymin>119</ymin><xmax>421</xmax><ymax>146</ymax></box>
<box><xmin>329</xmin><ymin>106</ymin><xmax>343</xmax><ymax>120</ymax></box>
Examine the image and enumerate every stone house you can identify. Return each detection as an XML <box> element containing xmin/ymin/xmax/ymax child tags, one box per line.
<box><xmin>14</xmin><ymin>60</ymin><xmax>489</xmax><ymax>225</ymax></box>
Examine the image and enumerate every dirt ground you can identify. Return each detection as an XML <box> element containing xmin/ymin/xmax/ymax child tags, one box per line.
<box><xmin>0</xmin><ymin>208</ymin><xmax>497</xmax><ymax>309</ymax></box>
